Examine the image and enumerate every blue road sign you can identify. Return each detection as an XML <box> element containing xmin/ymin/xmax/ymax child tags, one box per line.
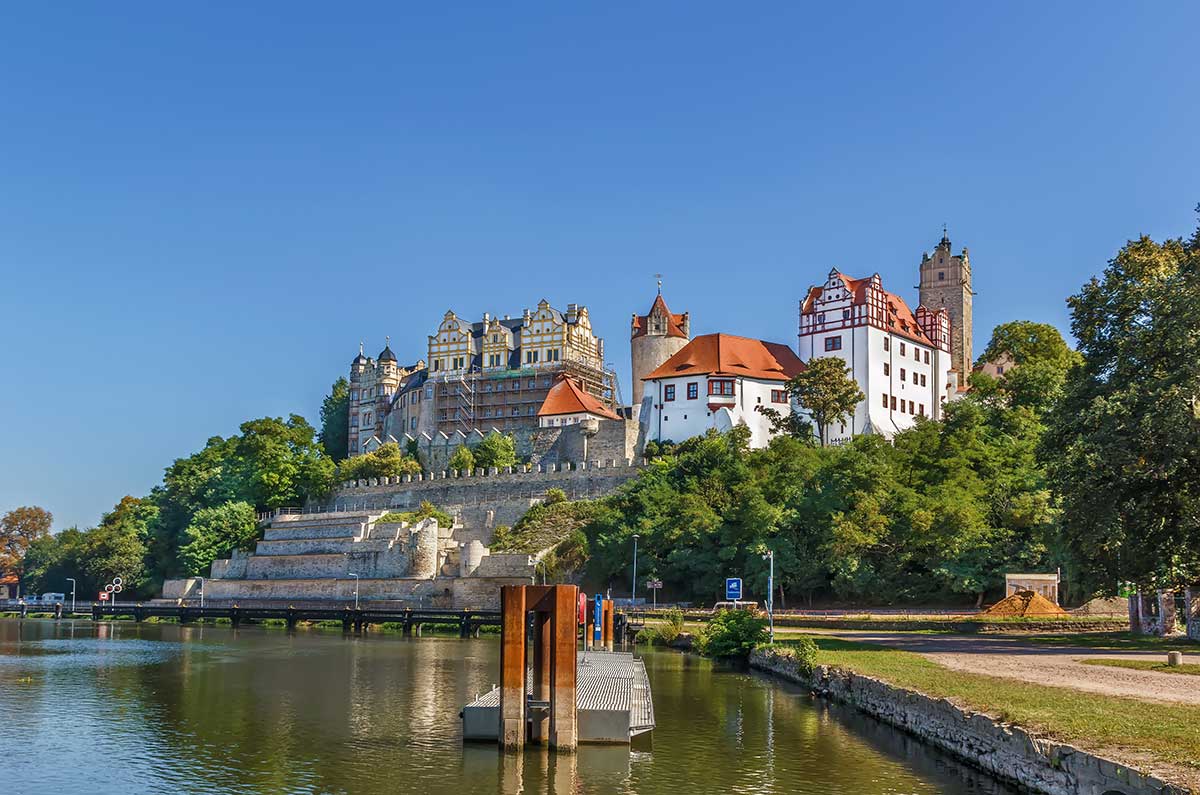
<box><xmin>593</xmin><ymin>594</ymin><xmax>603</xmax><ymax>643</ymax></box>
<box><xmin>725</xmin><ymin>577</ymin><xmax>742</xmax><ymax>601</ymax></box>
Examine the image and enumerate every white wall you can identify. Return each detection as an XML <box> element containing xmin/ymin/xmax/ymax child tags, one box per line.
<box><xmin>643</xmin><ymin>375</ymin><xmax>791</xmax><ymax>448</ymax></box>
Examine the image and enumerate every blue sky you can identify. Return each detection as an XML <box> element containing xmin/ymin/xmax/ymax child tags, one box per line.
<box><xmin>1</xmin><ymin>3</ymin><xmax>1197</xmax><ymax>531</ymax></box>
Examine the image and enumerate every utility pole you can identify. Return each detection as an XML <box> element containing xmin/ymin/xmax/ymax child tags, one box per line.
<box><xmin>762</xmin><ymin>550</ymin><xmax>775</xmax><ymax>643</ymax></box>
<box><xmin>66</xmin><ymin>578</ymin><xmax>76</xmax><ymax>613</ymax></box>
<box><xmin>631</xmin><ymin>534</ymin><xmax>640</xmax><ymax>605</ymax></box>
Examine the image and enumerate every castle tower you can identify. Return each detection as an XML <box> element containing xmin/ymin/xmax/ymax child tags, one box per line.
<box><xmin>918</xmin><ymin>229</ymin><xmax>973</xmax><ymax>379</ymax></box>
<box><xmin>630</xmin><ymin>280</ymin><xmax>690</xmax><ymax>407</ymax></box>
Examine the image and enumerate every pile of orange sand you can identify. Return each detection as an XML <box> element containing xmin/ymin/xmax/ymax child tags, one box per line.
<box><xmin>983</xmin><ymin>590</ymin><xmax>1068</xmax><ymax>617</ymax></box>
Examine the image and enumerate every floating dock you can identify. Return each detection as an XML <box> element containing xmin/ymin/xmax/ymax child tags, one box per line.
<box><xmin>462</xmin><ymin>650</ymin><xmax>655</xmax><ymax>744</ymax></box>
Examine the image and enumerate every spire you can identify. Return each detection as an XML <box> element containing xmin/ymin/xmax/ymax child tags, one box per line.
<box><xmin>940</xmin><ymin>224</ymin><xmax>950</xmax><ymax>248</ymax></box>
<box><xmin>655</xmin><ymin>273</ymin><xmax>663</xmax><ymax>295</ymax></box>
<box><xmin>359</xmin><ymin>340</ymin><xmax>364</xmax><ymax>356</ymax></box>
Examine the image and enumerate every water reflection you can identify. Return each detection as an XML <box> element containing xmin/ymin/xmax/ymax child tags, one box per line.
<box><xmin>0</xmin><ymin>619</ymin><xmax>1017</xmax><ymax>795</ymax></box>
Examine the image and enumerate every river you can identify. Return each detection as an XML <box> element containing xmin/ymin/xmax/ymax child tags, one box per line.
<box><xmin>0</xmin><ymin>619</ymin><xmax>1016</xmax><ymax>794</ymax></box>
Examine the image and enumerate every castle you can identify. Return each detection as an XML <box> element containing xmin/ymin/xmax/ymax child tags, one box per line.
<box><xmin>346</xmin><ymin>230</ymin><xmax>975</xmax><ymax>457</ymax></box>
<box><xmin>348</xmin><ymin>300</ymin><xmax>617</xmax><ymax>458</ymax></box>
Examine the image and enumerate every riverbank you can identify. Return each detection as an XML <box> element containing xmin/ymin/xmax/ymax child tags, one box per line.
<box><xmin>750</xmin><ymin>637</ymin><xmax>1197</xmax><ymax>794</ymax></box>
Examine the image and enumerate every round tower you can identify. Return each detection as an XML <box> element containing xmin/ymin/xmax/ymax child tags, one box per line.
<box><xmin>630</xmin><ymin>281</ymin><xmax>690</xmax><ymax>407</ymax></box>
<box><xmin>350</xmin><ymin>342</ymin><xmax>368</xmax><ymax>383</ymax></box>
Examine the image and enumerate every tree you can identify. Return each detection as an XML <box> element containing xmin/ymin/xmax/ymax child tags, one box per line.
<box><xmin>974</xmin><ymin>321</ymin><xmax>1081</xmax><ymax>414</ymax></box>
<box><xmin>789</xmin><ymin>357</ymin><xmax>864</xmax><ymax>446</ymax></box>
<box><xmin>1</xmin><ymin>506</ymin><xmax>53</xmax><ymax>585</ymax></box>
<box><xmin>448</xmin><ymin>445</ymin><xmax>475</xmax><ymax>472</ymax></box>
<box><xmin>228</xmin><ymin>415</ymin><xmax>336</xmax><ymax>509</ymax></box>
<box><xmin>473</xmin><ymin>432</ymin><xmax>518</xmax><ymax>469</ymax></box>
<box><xmin>83</xmin><ymin>496</ymin><xmax>156</xmax><ymax>596</ymax></box>
<box><xmin>178</xmin><ymin>501</ymin><xmax>259</xmax><ymax>576</ymax></box>
<box><xmin>22</xmin><ymin>527</ymin><xmax>87</xmax><ymax>597</ymax></box>
<box><xmin>318</xmin><ymin>377</ymin><xmax>351</xmax><ymax>462</ymax></box>
<box><xmin>1044</xmin><ymin>219</ymin><xmax>1200</xmax><ymax>594</ymax></box>
<box><xmin>335</xmin><ymin>442</ymin><xmax>422</xmax><ymax>481</ymax></box>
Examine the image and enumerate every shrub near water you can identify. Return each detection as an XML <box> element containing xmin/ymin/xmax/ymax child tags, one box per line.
<box><xmin>636</xmin><ymin>608</ymin><xmax>685</xmax><ymax>646</ymax></box>
<box><xmin>756</xmin><ymin>636</ymin><xmax>819</xmax><ymax>675</ymax></box>
<box><xmin>698</xmin><ymin>609</ymin><xmax>768</xmax><ymax>658</ymax></box>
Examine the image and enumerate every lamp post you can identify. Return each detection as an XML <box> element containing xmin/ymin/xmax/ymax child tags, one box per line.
<box><xmin>348</xmin><ymin>573</ymin><xmax>360</xmax><ymax>610</ymax></box>
<box><xmin>198</xmin><ymin>577</ymin><xmax>205</xmax><ymax>609</ymax></box>
<box><xmin>66</xmin><ymin>578</ymin><xmax>76</xmax><ymax>613</ymax></box>
<box><xmin>631</xmin><ymin>534</ymin><xmax>640</xmax><ymax>605</ymax></box>
<box><xmin>762</xmin><ymin>550</ymin><xmax>775</xmax><ymax>643</ymax></box>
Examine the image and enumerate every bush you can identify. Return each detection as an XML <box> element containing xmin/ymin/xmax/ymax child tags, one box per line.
<box><xmin>376</xmin><ymin>501</ymin><xmax>453</xmax><ymax>528</ymax></box>
<box><xmin>336</xmin><ymin>443</ymin><xmax>422</xmax><ymax>481</ymax></box>
<box><xmin>636</xmin><ymin>608</ymin><xmax>685</xmax><ymax>646</ymax></box>
<box><xmin>448</xmin><ymin>445</ymin><xmax>475</xmax><ymax>473</ymax></box>
<box><xmin>756</xmin><ymin>636</ymin><xmax>818</xmax><ymax>675</ymax></box>
<box><xmin>698</xmin><ymin>609</ymin><xmax>768</xmax><ymax>658</ymax></box>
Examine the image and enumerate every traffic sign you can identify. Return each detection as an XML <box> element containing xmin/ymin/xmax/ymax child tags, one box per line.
<box><xmin>725</xmin><ymin>577</ymin><xmax>742</xmax><ymax>601</ymax></box>
<box><xmin>646</xmin><ymin>579</ymin><xmax>663</xmax><ymax>590</ymax></box>
<box><xmin>99</xmin><ymin>592</ymin><xmax>109</xmax><ymax>601</ymax></box>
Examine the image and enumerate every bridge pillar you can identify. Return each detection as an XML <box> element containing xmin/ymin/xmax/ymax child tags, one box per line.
<box><xmin>54</xmin><ymin>603</ymin><xmax>63</xmax><ymax>620</ymax></box>
<box><xmin>459</xmin><ymin>609</ymin><xmax>471</xmax><ymax>639</ymax></box>
<box><xmin>135</xmin><ymin>605</ymin><xmax>145</xmax><ymax>623</ymax></box>
<box><xmin>230</xmin><ymin>605</ymin><xmax>241</xmax><ymax>629</ymax></box>
<box><xmin>403</xmin><ymin>609</ymin><xmax>413</xmax><ymax>636</ymax></box>
<box><xmin>19</xmin><ymin>603</ymin><xmax>27</xmax><ymax>619</ymax></box>
<box><xmin>286</xmin><ymin>606</ymin><xmax>298</xmax><ymax>631</ymax></box>
<box><xmin>342</xmin><ymin>608</ymin><xmax>353</xmax><ymax>633</ymax></box>
<box><xmin>92</xmin><ymin>603</ymin><xmax>101</xmax><ymax>621</ymax></box>
<box><xmin>548</xmin><ymin>585</ymin><xmax>579</xmax><ymax>750</ymax></box>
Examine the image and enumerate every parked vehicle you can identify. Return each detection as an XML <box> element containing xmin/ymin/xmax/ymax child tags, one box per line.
<box><xmin>40</xmin><ymin>593</ymin><xmax>66</xmax><ymax>604</ymax></box>
<box><xmin>711</xmin><ymin>601</ymin><xmax>760</xmax><ymax>613</ymax></box>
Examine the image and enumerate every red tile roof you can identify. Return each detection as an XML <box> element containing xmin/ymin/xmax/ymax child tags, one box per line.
<box><xmin>537</xmin><ymin>375</ymin><xmax>621</xmax><ymax>420</ymax></box>
<box><xmin>801</xmin><ymin>272</ymin><xmax>936</xmax><ymax>348</ymax></box>
<box><xmin>632</xmin><ymin>294</ymin><xmax>688</xmax><ymax>339</ymax></box>
<box><xmin>643</xmin><ymin>333</ymin><xmax>806</xmax><ymax>382</ymax></box>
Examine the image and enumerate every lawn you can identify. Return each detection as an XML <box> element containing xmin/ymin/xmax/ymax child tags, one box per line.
<box><xmin>795</xmin><ymin>635</ymin><xmax>1200</xmax><ymax>784</ymax></box>
<box><xmin>1025</xmin><ymin>631</ymin><xmax>1199</xmax><ymax>652</ymax></box>
<box><xmin>1082</xmin><ymin>658</ymin><xmax>1200</xmax><ymax>677</ymax></box>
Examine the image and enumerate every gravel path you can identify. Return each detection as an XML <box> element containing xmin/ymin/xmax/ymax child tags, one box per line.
<box><xmin>820</xmin><ymin>631</ymin><xmax>1200</xmax><ymax>706</ymax></box>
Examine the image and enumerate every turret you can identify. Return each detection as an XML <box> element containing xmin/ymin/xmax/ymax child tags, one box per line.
<box><xmin>918</xmin><ymin>227</ymin><xmax>974</xmax><ymax>379</ymax></box>
<box><xmin>630</xmin><ymin>278</ymin><xmax>690</xmax><ymax>408</ymax></box>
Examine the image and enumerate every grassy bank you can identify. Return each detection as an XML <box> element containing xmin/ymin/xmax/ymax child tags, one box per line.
<box><xmin>1082</xmin><ymin>658</ymin><xmax>1200</xmax><ymax>677</ymax></box>
<box><xmin>1025</xmin><ymin>631</ymin><xmax>1199</xmax><ymax>652</ymax></box>
<box><xmin>791</xmin><ymin>635</ymin><xmax>1200</xmax><ymax>785</ymax></box>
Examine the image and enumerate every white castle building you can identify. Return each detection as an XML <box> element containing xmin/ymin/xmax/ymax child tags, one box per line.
<box><xmin>798</xmin><ymin>269</ymin><xmax>956</xmax><ymax>443</ymax></box>
<box><xmin>640</xmin><ymin>333</ymin><xmax>806</xmax><ymax>449</ymax></box>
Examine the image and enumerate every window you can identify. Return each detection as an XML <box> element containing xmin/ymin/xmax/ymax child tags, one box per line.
<box><xmin>938</xmin><ymin>271</ymin><xmax>945</xmax><ymax>281</ymax></box>
<box><xmin>664</xmin><ymin>385</ymin><xmax>676</xmax><ymax>401</ymax></box>
<box><xmin>687</xmin><ymin>382</ymin><xmax>698</xmax><ymax>400</ymax></box>
<box><xmin>898</xmin><ymin>400</ymin><xmax>905</xmax><ymax>414</ymax></box>
<box><xmin>920</xmin><ymin>374</ymin><xmax>927</xmax><ymax>387</ymax></box>
<box><xmin>923</xmin><ymin>350</ymin><xmax>930</xmax><ymax>364</ymax></box>
<box><xmin>899</xmin><ymin>342</ymin><xmax>906</xmax><ymax>356</ymax></box>
<box><xmin>708</xmin><ymin>380</ymin><xmax>735</xmax><ymax>396</ymax></box>
<box><xmin>453</xmin><ymin>356</ymin><xmax>465</xmax><ymax>370</ymax></box>
<box><xmin>842</xmin><ymin>309</ymin><xmax>850</xmax><ymax>320</ymax></box>
<box><xmin>771</xmin><ymin>389</ymin><xmax>787</xmax><ymax>404</ymax></box>
<box><xmin>528</xmin><ymin>378</ymin><xmax>536</xmax><ymax>388</ymax></box>
<box><xmin>900</xmin><ymin>368</ymin><xmax>906</xmax><ymax>382</ymax></box>
<box><xmin>883</xmin><ymin>337</ymin><xmax>890</xmax><ymax>352</ymax></box>
<box><xmin>824</xmin><ymin>336</ymin><xmax>843</xmax><ymax>351</ymax></box>
<box><xmin>663</xmin><ymin>414</ymin><xmax>668</xmax><ymax>421</ymax></box>
<box><xmin>350</xmin><ymin>390</ymin><xmax>358</xmax><ymax>401</ymax></box>
<box><xmin>997</xmin><ymin>365</ymin><xmax>1005</xmax><ymax>375</ymax></box>
<box><xmin>512</xmin><ymin>380</ymin><xmax>520</xmax><ymax>391</ymax></box>
<box><xmin>351</xmin><ymin>416</ymin><xmax>359</xmax><ymax>427</ymax></box>
<box><xmin>433</xmin><ymin>359</ymin><xmax>441</xmax><ymax>372</ymax></box>
<box><xmin>914</xmin><ymin>347</ymin><xmax>919</xmax><ymax>361</ymax></box>
<box><xmin>881</xmin><ymin>393</ymin><xmax>888</xmax><ymax>408</ymax></box>
<box><xmin>890</xmin><ymin>396</ymin><xmax>897</xmax><ymax>410</ymax></box>
<box><xmin>511</xmin><ymin>407</ymin><xmax>519</xmax><ymax>416</ymax></box>
<box><xmin>526</xmin><ymin>350</ymin><xmax>539</xmax><ymax>364</ymax></box>
<box><xmin>547</xmin><ymin>348</ymin><xmax>560</xmax><ymax>362</ymax></box>
<box><xmin>909</xmin><ymin>400</ymin><xmax>915</xmax><ymax>414</ymax></box>
<box><xmin>527</xmin><ymin>406</ymin><xmax>536</xmax><ymax>415</ymax></box>
<box><xmin>883</xmin><ymin>363</ymin><xmax>889</xmax><ymax>376</ymax></box>
<box><xmin>918</xmin><ymin>404</ymin><xmax>925</xmax><ymax>417</ymax></box>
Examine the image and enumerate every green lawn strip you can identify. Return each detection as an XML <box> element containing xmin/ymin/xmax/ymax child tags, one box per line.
<box><xmin>794</xmin><ymin>636</ymin><xmax>1200</xmax><ymax>773</ymax></box>
<box><xmin>1025</xmin><ymin>632</ymin><xmax>1199</xmax><ymax>652</ymax></box>
<box><xmin>1081</xmin><ymin>658</ymin><xmax>1200</xmax><ymax>677</ymax></box>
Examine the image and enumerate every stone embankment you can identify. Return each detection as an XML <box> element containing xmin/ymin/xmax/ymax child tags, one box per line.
<box><xmin>750</xmin><ymin>648</ymin><xmax>1187</xmax><ymax>795</ymax></box>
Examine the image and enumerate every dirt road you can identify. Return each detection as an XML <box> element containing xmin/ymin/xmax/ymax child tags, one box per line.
<box><xmin>819</xmin><ymin>630</ymin><xmax>1200</xmax><ymax>706</ymax></box>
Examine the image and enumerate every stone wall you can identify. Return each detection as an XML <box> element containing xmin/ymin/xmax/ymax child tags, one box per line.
<box><xmin>1187</xmin><ymin>589</ymin><xmax>1199</xmax><ymax>642</ymax></box>
<box><xmin>750</xmin><ymin>649</ymin><xmax>1185</xmax><ymax>795</ymax></box>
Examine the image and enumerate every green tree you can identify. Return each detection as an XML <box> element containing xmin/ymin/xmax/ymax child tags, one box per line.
<box><xmin>789</xmin><ymin>357</ymin><xmax>864</xmax><ymax>446</ymax></box>
<box><xmin>448</xmin><ymin>445</ymin><xmax>475</xmax><ymax>472</ymax></box>
<box><xmin>473</xmin><ymin>432</ymin><xmax>518</xmax><ymax>469</ymax></box>
<box><xmin>318</xmin><ymin>377</ymin><xmax>351</xmax><ymax>462</ymax></box>
<box><xmin>1044</xmin><ymin>220</ymin><xmax>1200</xmax><ymax>594</ymax></box>
<box><xmin>22</xmin><ymin>527</ymin><xmax>87</xmax><ymax>597</ymax></box>
<box><xmin>178</xmin><ymin>501</ymin><xmax>259</xmax><ymax>577</ymax></box>
<box><xmin>974</xmin><ymin>321</ymin><xmax>1081</xmax><ymax>414</ymax></box>
<box><xmin>1</xmin><ymin>506</ymin><xmax>53</xmax><ymax>587</ymax></box>
<box><xmin>83</xmin><ymin>496</ymin><xmax>156</xmax><ymax>597</ymax></box>
<box><xmin>335</xmin><ymin>442</ymin><xmax>422</xmax><ymax>481</ymax></box>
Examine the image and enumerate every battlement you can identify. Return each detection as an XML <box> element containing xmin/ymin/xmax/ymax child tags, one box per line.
<box><xmin>331</xmin><ymin>457</ymin><xmax>643</xmax><ymax>495</ymax></box>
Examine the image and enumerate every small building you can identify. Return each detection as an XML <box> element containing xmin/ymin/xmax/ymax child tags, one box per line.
<box><xmin>537</xmin><ymin>374</ymin><xmax>622</xmax><ymax>428</ymax></box>
<box><xmin>640</xmin><ymin>333</ymin><xmax>806</xmax><ymax>449</ymax></box>
<box><xmin>1005</xmin><ymin>572</ymin><xmax>1060</xmax><ymax>605</ymax></box>
<box><xmin>0</xmin><ymin>574</ymin><xmax>17</xmax><ymax>600</ymax></box>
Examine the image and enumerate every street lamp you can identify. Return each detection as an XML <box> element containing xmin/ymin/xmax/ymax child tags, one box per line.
<box><xmin>631</xmin><ymin>534</ymin><xmax>640</xmax><ymax>605</ymax></box>
<box><xmin>66</xmin><ymin>578</ymin><xmax>76</xmax><ymax>613</ymax></box>
<box><xmin>762</xmin><ymin>550</ymin><xmax>775</xmax><ymax>643</ymax></box>
<box><xmin>348</xmin><ymin>573</ymin><xmax>360</xmax><ymax>610</ymax></box>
